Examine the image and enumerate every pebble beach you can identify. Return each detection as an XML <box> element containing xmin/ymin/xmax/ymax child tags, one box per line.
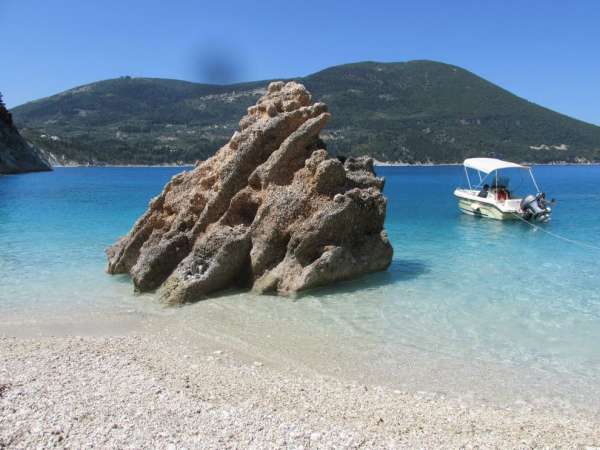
<box><xmin>2</xmin><ymin>328</ymin><xmax>600</xmax><ymax>449</ymax></box>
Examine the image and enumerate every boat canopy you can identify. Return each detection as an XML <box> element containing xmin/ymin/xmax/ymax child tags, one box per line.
<box><xmin>463</xmin><ymin>158</ymin><xmax>527</xmax><ymax>174</ymax></box>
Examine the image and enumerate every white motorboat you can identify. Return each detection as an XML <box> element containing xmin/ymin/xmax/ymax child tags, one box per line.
<box><xmin>454</xmin><ymin>158</ymin><xmax>552</xmax><ymax>222</ymax></box>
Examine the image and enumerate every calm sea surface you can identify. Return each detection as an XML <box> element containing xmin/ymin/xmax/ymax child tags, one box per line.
<box><xmin>2</xmin><ymin>166</ymin><xmax>600</xmax><ymax>406</ymax></box>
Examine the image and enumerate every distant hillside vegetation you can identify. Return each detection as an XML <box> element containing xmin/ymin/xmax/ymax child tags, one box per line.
<box><xmin>12</xmin><ymin>61</ymin><xmax>600</xmax><ymax>165</ymax></box>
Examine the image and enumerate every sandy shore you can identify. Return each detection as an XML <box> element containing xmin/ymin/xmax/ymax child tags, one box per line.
<box><xmin>2</xmin><ymin>331</ymin><xmax>599</xmax><ymax>449</ymax></box>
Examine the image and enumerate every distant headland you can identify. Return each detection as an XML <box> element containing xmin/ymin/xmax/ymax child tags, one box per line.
<box><xmin>0</xmin><ymin>92</ymin><xmax>51</xmax><ymax>174</ymax></box>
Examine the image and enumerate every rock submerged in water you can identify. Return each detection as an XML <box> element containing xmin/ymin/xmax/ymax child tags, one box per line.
<box><xmin>107</xmin><ymin>81</ymin><xmax>393</xmax><ymax>303</ymax></box>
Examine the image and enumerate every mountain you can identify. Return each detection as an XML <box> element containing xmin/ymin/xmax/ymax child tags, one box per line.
<box><xmin>12</xmin><ymin>61</ymin><xmax>600</xmax><ymax>165</ymax></box>
<box><xmin>0</xmin><ymin>98</ymin><xmax>51</xmax><ymax>174</ymax></box>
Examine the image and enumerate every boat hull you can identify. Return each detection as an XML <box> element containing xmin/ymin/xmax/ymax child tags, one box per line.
<box><xmin>456</xmin><ymin>198</ymin><xmax>519</xmax><ymax>221</ymax></box>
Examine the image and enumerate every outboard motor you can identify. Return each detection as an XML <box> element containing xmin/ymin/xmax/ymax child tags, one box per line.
<box><xmin>520</xmin><ymin>193</ymin><xmax>551</xmax><ymax>223</ymax></box>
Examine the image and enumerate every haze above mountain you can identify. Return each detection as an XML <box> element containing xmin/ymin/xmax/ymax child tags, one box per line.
<box><xmin>12</xmin><ymin>60</ymin><xmax>600</xmax><ymax>165</ymax></box>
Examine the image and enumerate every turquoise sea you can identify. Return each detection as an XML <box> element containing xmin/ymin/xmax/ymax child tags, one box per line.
<box><xmin>2</xmin><ymin>166</ymin><xmax>600</xmax><ymax>407</ymax></box>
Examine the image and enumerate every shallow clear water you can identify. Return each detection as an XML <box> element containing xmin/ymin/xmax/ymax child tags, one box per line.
<box><xmin>2</xmin><ymin>166</ymin><xmax>600</xmax><ymax>403</ymax></box>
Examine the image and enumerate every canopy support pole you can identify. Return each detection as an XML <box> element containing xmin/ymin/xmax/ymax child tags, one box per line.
<box><xmin>464</xmin><ymin>166</ymin><xmax>472</xmax><ymax>189</ymax></box>
<box><xmin>496</xmin><ymin>170</ymin><xmax>498</xmax><ymax>199</ymax></box>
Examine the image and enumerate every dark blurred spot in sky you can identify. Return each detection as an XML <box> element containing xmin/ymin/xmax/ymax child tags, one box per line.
<box><xmin>191</xmin><ymin>43</ymin><xmax>246</xmax><ymax>85</ymax></box>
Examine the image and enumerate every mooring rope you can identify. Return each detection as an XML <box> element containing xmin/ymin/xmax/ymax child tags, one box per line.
<box><xmin>512</xmin><ymin>212</ymin><xmax>600</xmax><ymax>251</ymax></box>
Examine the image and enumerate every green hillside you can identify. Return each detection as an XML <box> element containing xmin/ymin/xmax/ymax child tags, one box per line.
<box><xmin>12</xmin><ymin>61</ymin><xmax>600</xmax><ymax>165</ymax></box>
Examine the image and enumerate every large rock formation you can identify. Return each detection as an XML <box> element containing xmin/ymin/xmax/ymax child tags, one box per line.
<box><xmin>107</xmin><ymin>81</ymin><xmax>393</xmax><ymax>303</ymax></box>
<box><xmin>0</xmin><ymin>101</ymin><xmax>51</xmax><ymax>175</ymax></box>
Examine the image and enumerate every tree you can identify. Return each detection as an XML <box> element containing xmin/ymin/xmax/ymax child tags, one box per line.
<box><xmin>0</xmin><ymin>91</ymin><xmax>14</xmax><ymax>127</ymax></box>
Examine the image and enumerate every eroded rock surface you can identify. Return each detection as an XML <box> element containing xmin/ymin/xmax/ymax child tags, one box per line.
<box><xmin>107</xmin><ymin>81</ymin><xmax>393</xmax><ymax>303</ymax></box>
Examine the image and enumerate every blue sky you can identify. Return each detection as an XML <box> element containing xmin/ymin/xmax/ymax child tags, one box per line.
<box><xmin>1</xmin><ymin>0</ymin><xmax>599</xmax><ymax>124</ymax></box>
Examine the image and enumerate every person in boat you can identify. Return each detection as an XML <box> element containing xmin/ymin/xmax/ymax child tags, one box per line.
<box><xmin>496</xmin><ymin>187</ymin><xmax>510</xmax><ymax>201</ymax></box>
<box><xmin>478</xmin><ymin>184</ymin><xmax>490</xmax><ymax>198</ymax></box>
<box><xmin>495</xmin><ymin>189</ymin><xmax>507</xmax><ymax>200</ymax></box>
<box><xmin>491</xmin><ymin>180</ymin><xmax>510</xmax><ymax>201</ymax></box>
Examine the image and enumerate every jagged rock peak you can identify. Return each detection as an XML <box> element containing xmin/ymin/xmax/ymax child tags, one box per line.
<box><xmin>107</xmin><ymin>81</ymin><xmax>393</xmax><ymax>303</ymax></box>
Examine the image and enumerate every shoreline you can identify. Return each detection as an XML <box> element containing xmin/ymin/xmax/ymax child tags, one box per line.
<box><xmin>50</xmin><ymin>163</ymin><xmax>196</xmax><ymax>168</ymax></box>
<box><xmin>4</xmin><ymin>304</ymin><xmax>600</xmax><ymax>413</ymax></box>
<box><xmin>47</xmin><ymin>161</ymin><xmax>600</xmax><ymax>169</ymax></box>
<box><xmin>2</xmin><ymin>330</ymin><xmax>600</xmax><ymax>447</ymax></box>
<box><xmin>2</xmin><ymin>303</ymin><xmax>600</xmax><ymax>447</ymax></box>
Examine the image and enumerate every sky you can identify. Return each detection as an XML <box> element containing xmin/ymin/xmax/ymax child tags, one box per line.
<box><xmin>1</xmin><ymin>0</ymin><xmax>599</xmax><ymax>125</ymax></box>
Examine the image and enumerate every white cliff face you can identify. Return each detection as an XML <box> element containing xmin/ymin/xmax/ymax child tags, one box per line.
<box><xmin>107</xmin><ymin>81</ymin><xmax>392</xmax><ymax>303</ymax></box>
